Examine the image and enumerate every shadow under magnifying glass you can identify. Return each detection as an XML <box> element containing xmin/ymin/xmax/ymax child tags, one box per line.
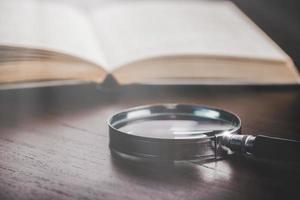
<box><xmin>110</xmin><ymin>150</ymin><xmax>207</xmax><ymax>183</ymax></box>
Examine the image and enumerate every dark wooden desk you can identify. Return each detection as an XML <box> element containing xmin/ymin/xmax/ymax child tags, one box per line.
<box><xmin>0</xmin><ymin>85</ymin><xmax>299</xmax><ymax>200</ymax></box>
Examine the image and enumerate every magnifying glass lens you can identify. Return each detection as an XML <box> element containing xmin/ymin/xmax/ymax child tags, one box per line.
<box><xmin>119</xmin><ymin>117</ymin><xmax>235</xmax><ymax>140</ymax></box>
<box><xmin>109</xmin><ymin>104</ymin><xmax>241</xmax><ymax>162</ymax></box>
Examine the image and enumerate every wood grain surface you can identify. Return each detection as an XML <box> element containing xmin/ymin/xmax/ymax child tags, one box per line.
<box><xmin>0</xmin><ymin>85</ymin><xmax>299</xmax><ymax>200</ymax></box>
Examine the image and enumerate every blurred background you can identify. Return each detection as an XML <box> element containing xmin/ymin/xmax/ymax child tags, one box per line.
<box><xmin>39</xmin><ymin>0</ymin><xmax>300</xmax><ymax>70</ymax></box>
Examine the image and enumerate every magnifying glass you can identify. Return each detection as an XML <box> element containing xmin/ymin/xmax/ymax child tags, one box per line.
<box><xmin>108</xmin><ymin>104</ymin><xmax>300</xmax><ymax>163</ymax></box>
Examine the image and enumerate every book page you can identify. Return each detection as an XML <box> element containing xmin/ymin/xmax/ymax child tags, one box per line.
<box><xmin>91</xmin><ymin>0</ymin><xmax>290</xmax><ymax>71</ymax></box>
<box><xmin>0</xmin><ymin>0</ymin><xmax>108</xmax><ymax>68</ymax></box>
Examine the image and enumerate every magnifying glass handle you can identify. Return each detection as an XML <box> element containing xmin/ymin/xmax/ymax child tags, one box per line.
<box><xmin>222</xmin><ymin>134</ymin><xmax>300</xmax><ymax>162</ymax></box>
<box><xmin>250</xmin><ymin>135</ymin><xmax>300</xmax><ymax>162</ymax></box>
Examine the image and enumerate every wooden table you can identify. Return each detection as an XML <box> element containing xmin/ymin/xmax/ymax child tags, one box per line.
<box><xmin>0</xmin><ymin>84</ymin><xmax>299</xmax><ymax>200</ymax></box>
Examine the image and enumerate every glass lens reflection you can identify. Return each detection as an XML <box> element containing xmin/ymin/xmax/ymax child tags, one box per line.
<box><xmin>119</xmin><ymin>116</ymin><xmax>235</xmax><ymax>139</ymax></box>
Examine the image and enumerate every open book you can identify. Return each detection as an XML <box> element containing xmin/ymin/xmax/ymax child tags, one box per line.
<box><xmin>0</xmin><ymin>0</ymin><xmax>299</xmax><ymax>89</ymax></box>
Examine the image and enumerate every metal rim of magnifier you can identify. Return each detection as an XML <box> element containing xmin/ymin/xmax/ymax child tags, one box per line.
<box><xmin>108</xmin><ymin>104</ymin><xmax>242</xmax><ymax>162</ymax></box>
